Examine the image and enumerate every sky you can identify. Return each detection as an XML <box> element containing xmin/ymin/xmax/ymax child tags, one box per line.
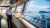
<box><xmin>25</xmin><ymin>0</ymin><xmax>50</xmax><ymax>12</ymax></box>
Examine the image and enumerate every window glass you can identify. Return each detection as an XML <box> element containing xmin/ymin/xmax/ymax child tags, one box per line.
<box><xmin>23</xmin><ymin>0</ymin><xmax>50</xmax><ymax>28</ymax></box>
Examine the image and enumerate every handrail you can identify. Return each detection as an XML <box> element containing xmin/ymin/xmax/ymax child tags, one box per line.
<box><xmin>17</xmin><ymin>17</ymin><xmax>36</xmax><ymax>28</ymax></box>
